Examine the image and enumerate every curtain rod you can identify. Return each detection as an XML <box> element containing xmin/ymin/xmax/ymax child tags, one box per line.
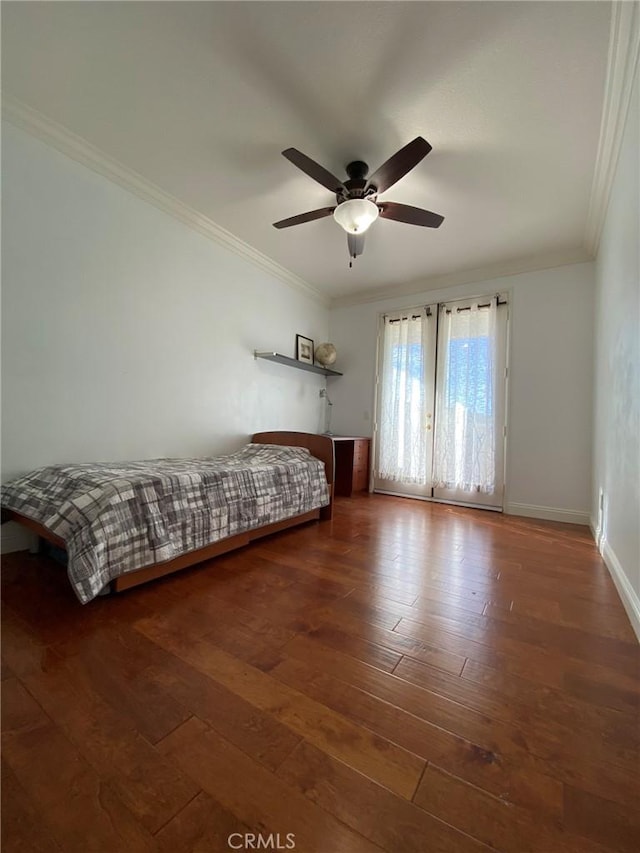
<box><xmin>385</xmin><ymin>296</ymin><xmax>507</xmax><ymax>322</ymax></box>
<box><xmin>450</xmin><ymin>302</ymin><xmax>507</xmax><ymax>313</ymax></box>
<box><xmin>387</xmin><ymin>314</ymin><xmax>424</xmax><ymax>324</ymax></box>
<box><xmin>446</xmin><ymin>296</ymin><xmax>508</xmax><ymax>314</ymax></box>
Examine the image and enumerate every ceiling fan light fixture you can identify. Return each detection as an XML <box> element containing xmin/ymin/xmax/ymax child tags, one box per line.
<box><xmin>333</xmin><ymin>198</ymin><xmax>379</xmax><ymax>234</ymax></box>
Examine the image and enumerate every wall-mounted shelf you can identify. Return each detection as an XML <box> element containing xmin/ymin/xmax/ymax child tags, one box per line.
<box><xmin>254</xmin><ymin>351</ymin><xmax>343</xmax><ymax>377</ymax></box>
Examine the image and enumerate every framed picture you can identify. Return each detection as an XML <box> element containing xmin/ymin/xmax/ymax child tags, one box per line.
<box><xmin>296</xmin><ymin>334</ymin><xmax>314</xmax><ymax>365</ymax></box>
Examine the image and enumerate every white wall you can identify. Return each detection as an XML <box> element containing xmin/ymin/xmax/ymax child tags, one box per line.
<box><xmin>1</xmin><ymin>123</ymin><xmax>329</xmax><ymax>549</ymax></box>
<box><xmin>329</xmin><ymin>262</ymin><xmax>595</xmax><ymax>523</ymax></box>
<box><xmin>592</xmin><ymin>64</ymin><xmax>640</xmax><ymax>638</ymax></box>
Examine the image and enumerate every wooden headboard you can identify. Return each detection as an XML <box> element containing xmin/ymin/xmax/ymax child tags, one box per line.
<box><xmin>251</xmin><ymin>431</ymin><xmax>334</xmax><ymax>520</ymax></box>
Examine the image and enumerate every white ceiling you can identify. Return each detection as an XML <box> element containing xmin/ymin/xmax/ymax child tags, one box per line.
<box><xmin>2</xmin><ymin>1</ymin><xmax>611</xmax><ymax>301</ymax></box>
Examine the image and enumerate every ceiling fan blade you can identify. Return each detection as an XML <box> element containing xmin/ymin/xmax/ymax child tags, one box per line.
<box><xmin>273</xmin><ymin>207</ymin><xmax>336</xmax><ymax>229</ymax></box>
<box><xmin>366</xmin><ymin>137</ymin><xmax>432</xmax><ymax>194</ymax></box>
<box><xmin>282</xmin><ymin>148</ymin><xmax>346</xmax><ymax>193</ymax></box>
<box><xmin>347</xmin><ymin>232</ymin><xmax>365</xmax><ymax>258</ymax></box>
<box><xmin>379</xmin><ymin>202</ymin><xmax>444</xmax><ymax>228</ymax></box>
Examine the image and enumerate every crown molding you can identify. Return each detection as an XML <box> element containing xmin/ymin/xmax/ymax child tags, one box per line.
<box><xmin>2</xmin><ymin>97</ymin><xmax>327</xmax><ymax>307</ymax></box>
<box><xmin>329</xmin><ymin>247</ymin><xmax>592</xmax><ymax>309</ymax></box>
<box><xmin>584</xmin><ymin>1</ymin><xmax>640</xmax><ymax>257</ymax></box>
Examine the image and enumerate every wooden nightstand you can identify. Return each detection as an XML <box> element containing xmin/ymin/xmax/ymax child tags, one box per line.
<box><xmin>330</xmin><ymin>436</ymin><xmax>371</xmax><ymax>497</ymax></box>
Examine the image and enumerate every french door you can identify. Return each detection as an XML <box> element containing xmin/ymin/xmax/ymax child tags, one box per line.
<box><xmin>373</xmin><ymin>295</ymin><xmax>508</xmax><ymax>510</ymax></box>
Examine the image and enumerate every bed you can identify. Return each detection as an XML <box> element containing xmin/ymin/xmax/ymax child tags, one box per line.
<box><xmin>1</xmin><ymin>431</ymin><xmax>334</xmax><ymax>603</ymax></box>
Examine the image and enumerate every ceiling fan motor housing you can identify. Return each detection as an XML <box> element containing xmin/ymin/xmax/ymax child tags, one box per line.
<box><xmin>338</xmin><ymin>161</ymin><xmax>378</xmax><ymax>204</ymax></box>
<box><xmin>346</xmin><ymin>160</ymin><xmax>368</xmax><ymax>180</ymax></box>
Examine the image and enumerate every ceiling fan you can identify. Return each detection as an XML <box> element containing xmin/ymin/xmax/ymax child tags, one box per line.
<box><xmin>273</xmin><ymin>137</ymin><xmax>444</xmax><ymax>264</ymax></box>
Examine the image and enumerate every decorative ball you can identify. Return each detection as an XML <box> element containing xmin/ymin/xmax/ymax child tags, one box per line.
<box><xmin>315</xmin><ymin>343</ymin><xmax>337</xmax><ymax>367</ymax></box>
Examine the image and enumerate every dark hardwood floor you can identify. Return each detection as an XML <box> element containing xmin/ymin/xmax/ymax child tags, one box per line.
<box><xmin>2</xmin><ymin>494</ymin><xmax>639</xmax><ymax>852</ymax></box>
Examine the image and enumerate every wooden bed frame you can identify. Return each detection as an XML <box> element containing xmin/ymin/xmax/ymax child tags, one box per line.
<box><xmin>2</xmin><ymin>431</ymin><xmax>335</xmax><ymax>596</ymax></box>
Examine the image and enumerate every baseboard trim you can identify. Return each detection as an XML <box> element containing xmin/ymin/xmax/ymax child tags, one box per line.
<box><xmin>1</xmin><ymin>523</ymin><xmax>37</xmax><ymax>555</ymax></box>
<box><xmin>504</xmin><ymin>502</ymin><xmax>590</xmax><ymax>525</ymax></box>
<box><xmin>600</xmin><ymin>538</ymin><xmax>640</xmax><ymax>643</ymax></box>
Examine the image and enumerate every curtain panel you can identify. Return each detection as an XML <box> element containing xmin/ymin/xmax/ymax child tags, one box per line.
<box><xmin>376</xmin><ymin>310</ymin><xmax>430</xmax><ymax>484</ymax></box>
<box><xmin>432</xmin><ymin>299</ymin><xmax>498</xmax><ymax>494</ymax></box>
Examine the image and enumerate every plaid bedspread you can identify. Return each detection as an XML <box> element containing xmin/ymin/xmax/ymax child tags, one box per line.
<box><xmin>1</xmin><ymin>444</ymin><xmax>329</xmax><ymax>603</ymax></box>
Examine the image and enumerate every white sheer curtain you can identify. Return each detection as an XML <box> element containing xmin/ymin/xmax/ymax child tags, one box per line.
<box><xmin>376</xmin><ymin>310</ymin><xmax>429</xmax><ymax>484</ymax></box>
<box><xmin>432</xmin><ymin>299</ymin><xmax>498</xmax><ymax>494</ymax></box>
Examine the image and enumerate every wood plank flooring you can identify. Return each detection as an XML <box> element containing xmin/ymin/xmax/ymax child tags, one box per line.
<box><xmin>2</xmin><ymin>494</ymin><xmax>639</xmax><ymax>852</ymax></box>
